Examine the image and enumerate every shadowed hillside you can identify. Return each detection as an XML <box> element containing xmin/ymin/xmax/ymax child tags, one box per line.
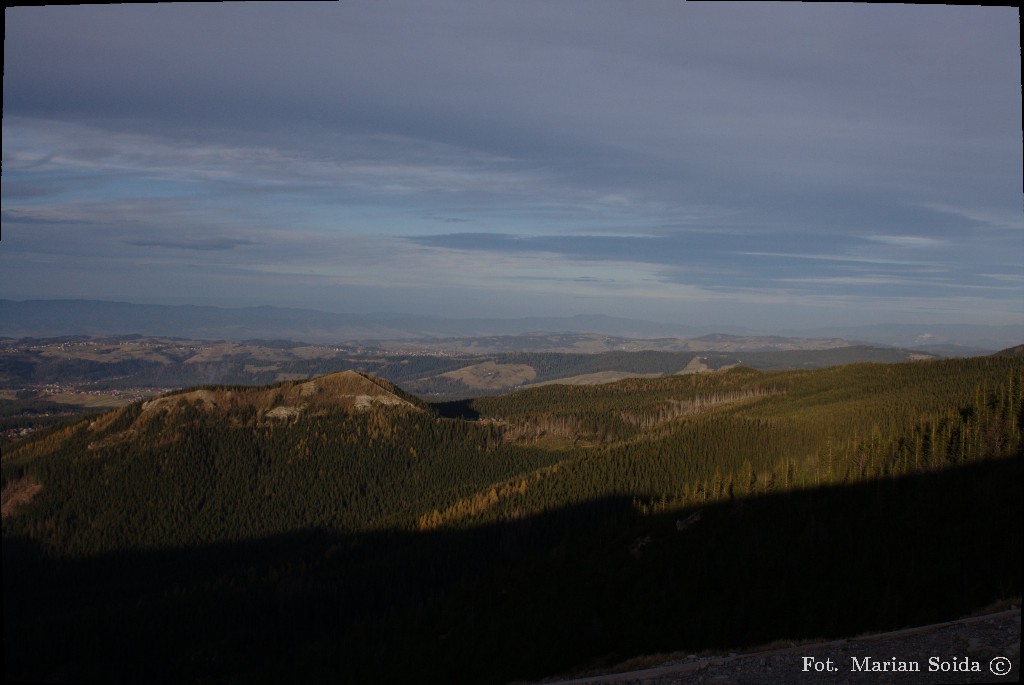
<box><xmin>3</xmin><ymin>355</ymin><xmax>1022</xmax><ymax>683</ymax></box>
<box><xmin>3</xmin><ymin>458</ymin><xmax>1020</xmax><ymax>684</ymax></box>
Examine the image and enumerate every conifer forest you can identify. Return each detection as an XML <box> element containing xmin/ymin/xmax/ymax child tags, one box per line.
<box><xmin>3</xmin><ymin>354</ymin><xmax>1022</xmax><ymax>684</ymax></box>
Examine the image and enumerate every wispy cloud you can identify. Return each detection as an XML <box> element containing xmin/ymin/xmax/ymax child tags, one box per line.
<box><xmin>921</xmin><ymin>203</ymin><xmax>1024</xmax><ymax>231</ymax></box>
<box><xmin>124</xmin><ymin>238</ymin><xmax>260</xmax><ymax>252</ymax></box>
<box><xmin>10</xmin><ymin>117</ymin><xmax>566</xmax><ymax>197</ymax></box>
<box><xmin>426</xmin><ymin>215</ymin><xmax>474</xmax><ymax>224</ymax></box>
<box><xmin>864</xmin><ymin>235</ymin><xmax>946</xmax><ymax>248</ymax></box>
<box><xmin>0</xmin><ymin>210</ymin><xmax>90</xmax><ymax>225</ymax></box>
<box><xmin>737</xmin><ymin>251</ymin><xmax>944</xmax><ymax>267</ymax></box>
<box><xmin>981</xmin><ymin>273</ymin><xmax>1024</xmax><ymax>283</ymax></box>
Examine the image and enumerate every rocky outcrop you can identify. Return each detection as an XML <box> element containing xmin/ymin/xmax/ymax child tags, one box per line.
<box><xmin>542</xmin><ymin>608</ymin><xmax>1021</xmax><ymax>685</ymax></box>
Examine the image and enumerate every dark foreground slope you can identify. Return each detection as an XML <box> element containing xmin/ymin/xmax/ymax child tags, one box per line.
<box><xmin>4</xmin><ymin>460</ymin><xmax>1019</xmax><ymax>685</ymax></box>
<box><xmin>3</xmin><ymin>358</ymin><xmax>1022</xmax><ymax>684</ymax></box>
<box><xmin>543</xmin><ymin>608</ymin><xmax>1020</xmax><ymax>685</ymax></box>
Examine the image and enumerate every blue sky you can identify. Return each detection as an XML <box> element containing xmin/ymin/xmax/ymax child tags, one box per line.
<box><xmin>2</xmin><ymin>2</ymin><xmax>1022</xmax><ymax>331</ymax></box>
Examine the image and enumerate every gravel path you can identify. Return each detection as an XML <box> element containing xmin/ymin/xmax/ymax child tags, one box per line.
<box><xmin>539</xmin><ymin>608</ymin><xmax>1020</xmax><ymax>685</ymax></box>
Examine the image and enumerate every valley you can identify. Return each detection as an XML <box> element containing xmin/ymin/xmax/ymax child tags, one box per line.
<box><xmin>3</xmin><ymin>350</ymin><xmax>1021</xmax><ymax>684</ymax></box>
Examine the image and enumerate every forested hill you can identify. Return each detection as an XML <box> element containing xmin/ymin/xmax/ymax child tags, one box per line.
<box><xmin>138</xmin><ymin>369</ymin><xmax>427</xmax><ymax>418</ymax></box>
<box><xmin>3</xmin><ymin>355</ymin><xmax>1022</xmax><ymax>684</ymax></box>
<box><xmin>996</xmin><ymin>343</ymin><xmax>1024</xmax><ymax>356</ymax></box>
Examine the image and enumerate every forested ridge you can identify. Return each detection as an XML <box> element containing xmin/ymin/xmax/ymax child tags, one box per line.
<box><xmin>431</xmin><ymin>358</ymin><xmax>1022</xmax><ymax>522</ymax></box>
<box><xmin>3</xmin><ymin>355</ymin><xmax>1021</xmax><ymax>684</ymax></box>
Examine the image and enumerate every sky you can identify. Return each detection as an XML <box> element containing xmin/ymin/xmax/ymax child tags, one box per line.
<box><xmin>2</xmin><ymin>2</ymin><xmax>1022</xmax><ymax>332</ymax></box>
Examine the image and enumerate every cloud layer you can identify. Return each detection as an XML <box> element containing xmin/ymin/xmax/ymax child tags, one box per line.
<box><xmin>2</xmin><ymin>2</ymin><xmax>1021</xmax><ymax>329</ymax></box>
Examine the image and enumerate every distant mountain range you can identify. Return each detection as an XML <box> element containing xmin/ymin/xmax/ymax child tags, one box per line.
<box><xmin>0</xmin><ymin>299</ymin><xmax>701</xmax><ymax>341</ymax></box>
<box><xmin>1</xmin><ymin>299</ymin><xmax>1020</xmax><ymax>351</ymax></box>
<box><xmin>800</xmin><ymin>323</ymin><xmax>1024</xmax><ymax>353</ymax></box>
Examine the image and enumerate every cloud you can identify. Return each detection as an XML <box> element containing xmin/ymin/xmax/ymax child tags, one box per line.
<box><xmin>981</xmin><ymin>273</ymin><xmax>1024</xmax><ymax>283</ymax></box>
<box><xmin>2</xmin><ymin>116</ymin><xmax>563</xmax><ymax>209</ymax></box>
<box><xmin>1</xmin><ymin>210</ymin><xmax>90</xmax><ymax>225</ymax></box>
<box><xmin>920</xmin><ymin>203</ymin><xmax>1024</xmax><ymax>232</ymax></box>
<box><xmin>509</xmin><ymin>274</ymin><xmax>614</xmax><ymax>284</ymax></box>
<box><xmin>864</xmin><ymin>235</ymin><xmax>945</xmax><ymax>248</ymax></box>
<box><xmin>738</xmin><ymin>251</ymin><xmax>944</xmax><ymax>268</ymax></box>
<box><xmin>426</xmin><ymin>215</ymin><xmax>474</xmax><ymax>224</ymax></box>
<box><xmin>124</xmin><ymin>238</ymin><xmax>260</xmax><ymax>252</ymax></box>
<box><xmin>2</xmin><ymin>4</ymin><xmax>1020</xmax><ymax>328</ymax></box>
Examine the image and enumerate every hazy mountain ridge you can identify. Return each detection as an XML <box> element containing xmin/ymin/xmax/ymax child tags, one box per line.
<box><xmin>0</xmin><ymin>299</ymin><xmax>698</xmax><ymax>341</ymax></box>
<box><xmin>0</xmin><ymin>335</ymin><xmax>939</xmax><ymax>410</ymax></box>
<box><xmin>802</xmin><ymin>322</ymin><xmax>1024</xmax><ymax>351</ymax></box>
<box><xmin>3</xmin><ymin>299</ymin><xmax>1020</xmax><ymax>350</ymax></box>
<box><xmin>367</xmin><ymin>332</ymin><xmax>856</xmax><ymax>355</ymax></box>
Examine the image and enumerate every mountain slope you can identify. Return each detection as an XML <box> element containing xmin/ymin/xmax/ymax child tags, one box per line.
<box><xmin>3</xmin><ymin>356</ymin><xmax>1022</xmax><ymax>684</ymax></box>
<box><xmin>995</xmin><ymin>343</ymin><xmax>1024</xmax><ymax>357</ymax></box>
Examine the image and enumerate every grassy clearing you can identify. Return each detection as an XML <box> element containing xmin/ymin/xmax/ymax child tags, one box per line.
<box><xmin>677</xmin><ymin>356</ymin><xmax>711</xmax><ymax>374</ymax></box>
<box><xmin>441</xmin><ymin>361</ymin><xmax>537</xmax><ymax>389</ymax></box>
<box><xmin>290</xmin><ymin>345</ymin><xmax>345</xmax><ymax>360</ymax></box>
<box><xmin>44</xmin><ymin>392</ymin><xmax>133</xmax><ymax>408</ymax></box>
<box><xmin>0</xmin><ymin>474</ymin><xmax>42</xmax><ymax>518</ymax></box>
<box><xmin>527</xmin><ymin>371</ymin><xmax>664</xmax><ymax>387</ymax></box>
